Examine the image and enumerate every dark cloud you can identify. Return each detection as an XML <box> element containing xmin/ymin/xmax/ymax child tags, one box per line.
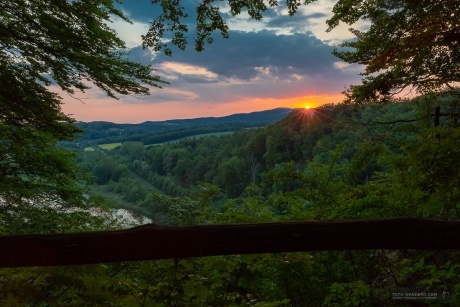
<box><xmin>305</xmin><ymin>12</ymin><xmax>329</xmax><ymax>19</ymax></box>
<box><xmin>117</xmin><ymin>2</ymin><xmax>363</xmax><ymax>105</ymax></box>
<box><xmin>153</xmin><ymin>30</ymin><xmax>338</xmax><ymax>81</ymax></box>
<box><xmin>265</xmin><ymin>12</ymin><xmax>315</xmax><ymax>28</ymax></box>
<box><xmin>178</xmin><ymin>75</ymin><xmax>219</xmax><ymax>83</ymax></box>
<box><xmin>124</xmin><ymin>46</ymin><xmax>155</xmax><ymax>66</ymax></box>
<box><xmin>116</xmin><ymin>0</ymin><xmax>196</xmax><ymax>22</ymax></box>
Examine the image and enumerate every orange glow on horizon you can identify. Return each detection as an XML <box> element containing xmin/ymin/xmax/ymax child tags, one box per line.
<box><xmin>60</xmin><ymin>92</ymin><xmax>344</xmax><ymax>123</ymax></box>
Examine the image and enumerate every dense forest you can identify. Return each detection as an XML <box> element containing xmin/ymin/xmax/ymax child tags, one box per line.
<box><xmin>23</xmin><ymin>98</ymin><xmax>452</xmax><ymax>306</ymax></box>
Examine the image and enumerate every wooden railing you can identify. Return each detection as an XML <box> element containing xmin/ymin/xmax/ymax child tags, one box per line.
<box><xmin>1</xmin><ymin>218</ymin><xmax>459</xmax><ymax>268</ymax></box>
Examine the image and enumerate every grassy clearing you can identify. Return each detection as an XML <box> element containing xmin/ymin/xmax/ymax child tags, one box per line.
<box><xmin>151</xmin><ymin>131</ymin><xmax>234</xmax><ymax>146</ymax></box>
<box><xmin>98</xmin><ymin>143</ymin><xmax>122</xmax><ymax>150</ymax></box>
<box><xmin>98</xmin><ymin>131</ymin><xmax>234</xmax><ymax>150</ymax></box>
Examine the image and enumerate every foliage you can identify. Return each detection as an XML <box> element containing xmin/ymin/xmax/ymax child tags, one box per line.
<box><xmin>6</xmin><ymin>99</ymin><xmax>460</xmax><ymax>305</ymax></box>
<box><xmin>64</xmin><ymin>100</ymin><xmax>460</xmax><ymax>305</ymax></box>
<box><xmin>328</xmin><ymin>0</ymin><xmax>460</xmax><ymax>103</ymax></box>
<box><xmin>323</xmin><ymin>281</ymin><xmax>370</xmax><ymax>306</ymax></box>
<box><xmin>2</xmin><ymin>0</ymin><xmax>165</xmax><ymax>99</ymax></box>
<box><xmin>0</xmin><ymin>0</ymin><xmax>167</xmax><ymax>234</ymax></box>
<box><xmin>143</xmin><ymin>0</ymin><xmax>317</xmax><ymax>53</ymax></box>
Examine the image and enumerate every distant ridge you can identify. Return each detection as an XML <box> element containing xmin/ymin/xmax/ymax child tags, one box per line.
<box><xmin>73</xmin><ymin>108</ymin><xmax>293</xmax><ymax>145</ymax></box>
<box><xmin>137</xmin><ymin>107</ymin><xmax>292</xmax><ymax>126</ymax></box>
<box><xmin>78</xmin><ymin>108</ymin><xmax>292</xmax><ymax>126</ymax></box>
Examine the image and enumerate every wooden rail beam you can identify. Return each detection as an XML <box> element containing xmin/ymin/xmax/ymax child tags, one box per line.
<box><xmin>0</xmin><ymin>218</ymin><xmax>459</xmax><ymax>268</ymax></box>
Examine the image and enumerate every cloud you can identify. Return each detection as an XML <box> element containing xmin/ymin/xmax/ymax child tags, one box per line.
<box><xmin>124</xmin><ymin>46</ymin><xmax>156</xmax><ymax>66</ymax></box>
<box><xmin>109</xmin><ymin>16</ymin><xmax>150</xmax><ymax>47</ymax></box>
<box><xmin>104</xmin><ymin>86</ymin><xmax>200</xmax><ymax>105</ymax></box>
<box><xmin>333</xmin><ymin>61</ymin><xmax>364</xmax><ymax>74</ymax></box>
<box><xmin>113</xmin><ymin>0</ymin><xmax>357</xmax><ymax>46</ymax></box>
<box><xmin>154</xmin><ymin>30</ymin><xmax>339</xmax><ymax>80</ymax></box>
<box><xmin>114</xmin><ymin>0</ymin><xmax>177</xmax><ymax>23</ymax></box>
<box><xmin>115</xmin><ymin>28</ymin><xmax>364</xmax><ymax>106</ymax></box>
<box><xmin>265</xmin><ymin>11</ymin><xmax>323</xmax><ymax>29</ymax></box>
<box><xmin>61</xmin><ymin>1</ymin><xmax>367</xmax><ymax>122</ymax></box>
<box><xmin>158</xmin><ymin>62</ymin><xmax>219</xmax><ymax>83</ymax></box>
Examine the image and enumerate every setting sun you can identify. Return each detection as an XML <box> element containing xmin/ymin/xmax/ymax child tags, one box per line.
<box><xmin>305</xmin><ymin>105</ymin><xmax>311</xmax><ymax>109</ymax></box>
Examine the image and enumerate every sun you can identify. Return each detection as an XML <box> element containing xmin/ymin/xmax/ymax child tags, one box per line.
<box><xmin>304</xmin><ymin>105</ymin><xmax>311</xmax><ymax>110</ymax></box>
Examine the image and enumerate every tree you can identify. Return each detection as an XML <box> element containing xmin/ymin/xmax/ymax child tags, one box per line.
<box><xmin>92</xmin><ymin>156</ymin><xmax>127</xmax><ymax>185</ymax></box>
<box><xmin>214</xmin><ymin>156</ymin><xmax>247</xmax><ymax>197</ymax></box>
<box><xmin>1</xmin><ymin>0</ymin><xmax>166</xmax><ymax>232</ymax></box>
<box><xmin>2</xmin><ymin>0</ymin><xmax>165</xmax><ymax>135</ymax></box>
<box><xmin>327</xmin><ymin>0</ymin><xmax>460</xmax><ymax>103</ymax></box>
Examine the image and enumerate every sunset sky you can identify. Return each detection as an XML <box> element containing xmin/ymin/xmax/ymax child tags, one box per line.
<box><xmin>61</xmin><ymin>0</ymin><xmax>365</xmax><ymax>123</ymax></box>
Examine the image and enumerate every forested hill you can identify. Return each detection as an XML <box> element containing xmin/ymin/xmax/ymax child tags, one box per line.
<box><xmin>142</xmin><ymin>107</ymin><xmax>293</xmax><ymax>126</ymax></box>
<box><xmin>79</xmin><ymin>101</ymin><xmax>421</xmax><ymax>204</ymax></box>
<box><xmin>73</xmin><ymin>107</ymin><xmax>292</xmax><ymax>146</ymax></box>
<box><xmin>73</xmin><ymin>99</ymin><xmax>460</xmax><ymax>305</ymax></box>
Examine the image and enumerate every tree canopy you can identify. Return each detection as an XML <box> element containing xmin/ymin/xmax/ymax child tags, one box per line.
<box><xmin>1</xmin><ymin>0</ymin><xmax>165</xmax><ymax>138</ymax></box>
<box><xmin>0</xmin><ymin>0</ymin><xmax>169</xmax><ymax>233</ymax></box>
<box><xmin>329</xmin><ymin>0</ymin><xmax>460</xmax><ymax>103</ymax></box>
<box><xmin>0</xmin><ymin>0</ymin><xmax>166</xmax><ymax>226</ymax></box>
